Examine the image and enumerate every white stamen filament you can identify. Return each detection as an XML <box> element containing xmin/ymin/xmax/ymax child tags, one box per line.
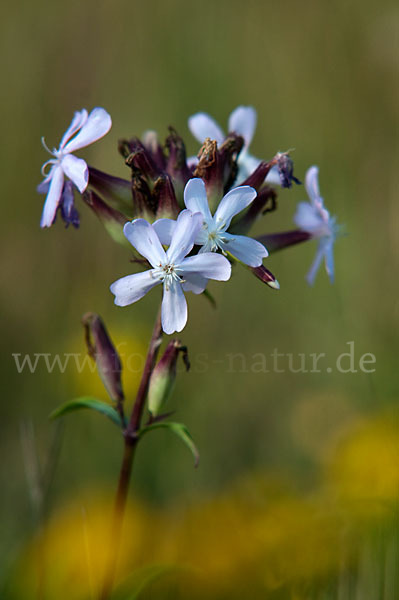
<box><xmin>152</xmin><ymin>262</ymin><xmax>185</xmax><ymax>291</ymax></box>
<box><xmin>40</xmin><ymin>158</ymin><xmax>57</xmax><ymax>177</ymax></box>
<box><xmin>41</xmin><ymin>136</ymin><xmax>55</xmax><ymax>156</ymax></box>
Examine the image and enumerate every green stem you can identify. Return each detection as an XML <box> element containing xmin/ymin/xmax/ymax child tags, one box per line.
<box><xmin>99</xmin><ymin>306</ymin><xmax>163</xmax><ymax>600</ymax></box>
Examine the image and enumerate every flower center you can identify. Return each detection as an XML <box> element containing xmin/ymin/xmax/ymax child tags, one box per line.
<box><xmin>204</xmin><ymin>226</ymin><xmax>231</xmax><ymax>253</ymax></box>
<box><xmin>154</xmin><ymin>262</ymin><xmax>185</xmax><ymax>290</ymax></box>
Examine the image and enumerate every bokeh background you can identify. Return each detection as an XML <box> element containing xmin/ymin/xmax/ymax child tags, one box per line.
<box><xmin>1</xmin><ymin>0</ymin><xmax>398</xmax><ymax>598</ymax></box>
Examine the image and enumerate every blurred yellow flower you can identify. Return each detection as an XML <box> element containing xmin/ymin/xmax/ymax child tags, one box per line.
<box><xmin>11</xmin><ymin>413</ymin><xmax>398</xmax><ymax>599</ymax></box>
<box><xmin>13</xmin><ymin>491</ymin><xmax>156</xmax><ymax>600</ymax></box>
<box><xmin>326</xmin><ymin>413</ymin><xmax>399</xmax><ymax>519</ymax></box>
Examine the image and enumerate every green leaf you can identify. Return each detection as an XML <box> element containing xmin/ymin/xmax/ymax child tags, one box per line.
<box><xmin>139</xmin><ymin>422</ymin><xmax>199</xmax><ymax>467</ymax></box>
<box><xmin>49</xmin><ymin>397</ymin><xmax>123</xmax><ymax>428</ymax></box>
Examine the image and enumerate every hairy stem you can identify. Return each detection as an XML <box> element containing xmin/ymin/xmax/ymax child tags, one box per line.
<box><xmin>99</xmin><ymin>306</ymin><xmax>163</xmax><ymax>600</ymax></box>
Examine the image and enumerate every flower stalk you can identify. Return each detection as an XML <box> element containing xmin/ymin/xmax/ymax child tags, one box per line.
<box><xmin>99</xmin><ymin>305</ymin><xmax>162</xmax><ymax>600</ymax></box>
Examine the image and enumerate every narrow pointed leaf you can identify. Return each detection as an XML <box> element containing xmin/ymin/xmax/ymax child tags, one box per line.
<box><xmin>50</xmin><ymin>397</ymin><xmax>123</xmax><ymax>427</ymax></box>
<box><xmin>202</xmin><ymin>288</ymin><xmax>217</xmax><ymax>308</ymax></box>
<box><xmin>138</xmin><ymin>422</ymin><xmax>199</xmax><ymax>467</ymax></box>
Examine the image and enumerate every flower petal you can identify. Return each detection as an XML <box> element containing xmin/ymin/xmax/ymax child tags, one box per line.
<box><xmin>294</xmin><ymin>202</ymin><xmax>324</xmax><ymax>234</ymax></box>
<box><xmin>123</xmin><ymin>219</ymin><xmax>166</xmax><ymax>268</ymax></box>
<box><xmin>37</xmin><ymin>179</ymin><xmax>50</xmax><ymax>194</ymax></box>
<box><xmin>324</xmin><ymin>239</ymin><xmax>335</xmax><ymax>283</ymax></box>
<box><xmin>162</xmin><ymin>280</ymin><xmax>188</xmax><ymax>334</ymax></box>
<box><xmin>61</xmin><ymin>154</ymin><xmax>89</xmax><ymax>192</ymax></box>
<box><xmin>187</xmin><ymin>155</ymin><xmax>199</xmax><ymax>170</ymax></box>
<box><xmin>265</xmin><ymin>165</ymin><xmax>282</xmax><ymax>186</ymax></box>
<box><xmin>167</xmin><ymin>210</ymin><xmax>203</xmax><ymax>264</ymax></box>
<box><xmin>37</xmin><ymin>164</ymin><xmax>57</xmax><ymax>194</ymax></box>
<box><xmin>181</xmin><ymin>253</ymin><xmax>231</xmax><ymax>281</ymax></box>
<box><xmin>228</xmin><ymin>106</ymin><xmax>257</xmax><ymax>148</ymax></box>
<box><xmin>110</xmin><ymin>270</ymin><xmax>159</xmax><ymax>306</ymax></box>
<box><xmin>152</xmin><ymin>218</ymin><xmax>176</xmax><ymax>246</ymax></box>
<box><xmin>306</xmin><ymin>243</ymin><xmax>325</xmax><ymax>286</ymax></box>
<box><xmin>59</xmin><ymin>109</ymin><xmax>88</xmax><ymax>150</ymax></box>
<box><xmin>62</xmin><ymin>108</ymin><xmax>112</xmax><ymax>153</ymax></box>
<box><xmin>188</xmin><ymin>112</ymin><xmax>225</xmax><ymax>145</ymax></box>
<box><xmin>40</xmin><ymin>166</ymin><xmax>64</xmax><ymax>228</ymax></box>
<box><xmin>221</xmin><ymin>233</ymin><xmax>268</xmax><ymax>267</ymax></box>
<box><xmin>305</xmin><ymin>165</ymin><xmax>321</xmax><ymax>206</ymax></box>
<box><xmin>236</xmin><ymin>151</ymin><xmax>261</xmax><ymax>183</ymax></box>
<box><xmin>182</xmin><ymin>273</ymin><xmax>208</xmax><ymax>294</ymax></box>
<box><xmin>183</xmin><ymin>178</ymin><xmax>212</xmax><ymax>221</ymax></box>
<box><xmin>214</xmin><ymin>186</ymin><xmax>257</xmax><ymax>229</ymax></box>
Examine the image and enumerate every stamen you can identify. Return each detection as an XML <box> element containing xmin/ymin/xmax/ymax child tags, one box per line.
<box><xmin>41</xmin><ymin>136</ymin><xmax>54</xmax><ymax>155</ymax></box>
<box><xmin>41</xmin><ymin>159</ymin><xmax>57</xmax><ymax>177</ymax></box>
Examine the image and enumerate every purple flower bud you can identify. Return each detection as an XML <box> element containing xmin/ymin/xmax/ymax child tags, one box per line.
<box><xmin>256</xmin><ymin>230</ymin><xmax>311</xmax><ymax>253</ymax></box>
<box><xmin>152</xmin><ymin>174</ymin><xmax>180</xmax><ymax>219</ymax></box>
<box><xmin>250</xmin><ymin>265</ymin><xmax>280</xmax><ymax>289</ymax></box>
<box><xmin>193</xmin><ymin>134</ymin><xmax>244</xmax><ymax>211</ymax></box>
<box><xmin>88</xmin><ymin>167</ymin><xmax>134</xmax><ymax>218</ymax></box>
<box><xmin>165</xmin><ymin>128</ymin><xmax>193</xmax><ymax>201</ymax></box>
<box><xmin>125</xmin><ymin>139</ymin><xmax>161</xmax><ymax>182</ymax></box>
<box><xmin>82</xmin><ymin>313</ymin><xmax>124</xmax><ymax>403</ymax></box>
<box><xmin>83</xmin><ymin>191</ymin><xmax>131</xmax><ymax>248</ymax></box>
<box><xmin>193</xmin><ymin>138</ymin><xmax>222</xmax><ymax>208</ymax></box>
<box><xmin>131</xmin><ymin>175</ymin><xmax>156</xmax><ymax>220</ymax></box>
<box><xmin>142</xmin><ymin>130</ymin><xmax>167</xmax><ymax>172</ymax></box>
<box><xmin>240</xmin><ymin>160</ymin><xmax>277</xmax><ymax>191</ymax></box>
<box><xmin>229</xmin><ymin>185</ymin><xmax>277</xmax><ymax>235</ymax></box>
<box><xmin>147</xmin><ymin>340</ymin><xmax>189</xmax><ymax>416</ymax></box>
<box><xmin>219</xmin><ymin>133</ymin><xmax>244</xmax><ymax>191</ymax></box>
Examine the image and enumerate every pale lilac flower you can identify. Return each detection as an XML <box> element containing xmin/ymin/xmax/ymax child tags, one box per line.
<box><xmin>39</xmin><ymin>108</ymin><xmax>112</xmax><ymax>228</ymax></box>
<box><xmin>294</xmin><ymin>166</ymin><xmax>339</xmax><ymax>285</ymax></box>
<box><xmin>154</xmin><ymin>178</ymin><xmax>268</xmax><ymax>268</ymax></box>
<box><xmin>188</xmin><ymin>106</ymin><xmax>281</xmax><ymax>185</ymax></box>
<box><xmin>110</xmin><ymin>210</ymin><xmax>231</xmax><ymax>335</ymax></box>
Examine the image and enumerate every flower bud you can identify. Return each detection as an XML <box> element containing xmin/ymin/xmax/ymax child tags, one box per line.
<box><xmin>240</xmin><ymin>160</ymin><xmax>277</xmax><ymax>191</ymax></box>
<box><xmin>125</xmin><ymin>140</ymin><xmax>161</xmax><ymax>184</ymax></box>
<box><xmin>250</xmin><ymin>265</ymin><xmax>280</xmax><ymax>289</ymax></box>
<box><xmin>193</xmin><ymin>138</ymin><xmax>222</xmax><ymax>209</ymax></box>
<box><xmin>256</xmin><ymin>230</ymin><xmax>311</xmax><ymax>253</ymax></box>
<box><xmin>229</xmin><ymin>185</ymin><xmax>277</xmax><ymax>235</ymax></box>
<box><xmin>83</xmin><ymin>191</ymin><xmax>131</xmax><ymax>249</ymax></box>
<box><xmin>219</xmin><ymin>133</ymin><xmax>244</xmax><ymax>188</ymax></box>
<box><xmin>88</xmin><ymin>167</ymin><xmax>135</xmax><ymax>218</ymax></box>
<box><xmin>142</xmin><ymin>130</ymin><xmax>167</xmax><ymax>172</ymax></box>
<box><xmin>147</xmin><ymin>340</ymin><xmax>189</xmax><ymax>417</ymax></box>
<box><xmin>153</xmin><ymin>174</ymin><xmax>180</xmax><ymax>219</ymax></box>
<box><xmin>82</xmin><ymin>313</ymin><xmax>124</xmax><ymax>403</ymax></box>
<box><xmin>130</xmin><ymin>175</ymin><xmax>155</xmax><ymax>220</ymax></box>
<box><xmin>165</xmin><ymin>128</ymin><xmax>192</xmax><ymax>203</ymax></box>
<box><xmin>194</xmin><ymin>134</ymin><xmax>244</xmax><ymax>211</ymax></box>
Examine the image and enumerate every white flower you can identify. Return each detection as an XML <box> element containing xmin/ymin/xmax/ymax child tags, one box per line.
<box><xmin>294</xmin><ymin>166</ymin><xmax>339</xmax><ymax>285</ymax></box>
<box><xmin>39</xmin><ymin>108</ymin><xmax>112</xmax><ymax>228</ymax></box>
<box><xmin>110</xmin><ymin>210</ymin><xmax>231</xmax><ymax>334</ymax></box>
<box><xmin>188</xmin><ymin>106</ymin><xmax>281</xmax><ymax>185</ymax></box>
<box><xmin>154</xmin><ymin>178</ymin><xmax>268</xmax><ymax>268</ymax></box>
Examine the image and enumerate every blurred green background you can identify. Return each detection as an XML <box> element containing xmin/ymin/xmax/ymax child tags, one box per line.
<box><xmin>1</xmin><ymin>0</ymin><xmax>398</xmax><ymax>598</ymax></box>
